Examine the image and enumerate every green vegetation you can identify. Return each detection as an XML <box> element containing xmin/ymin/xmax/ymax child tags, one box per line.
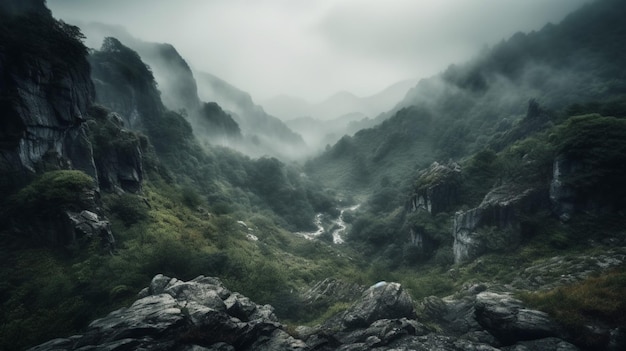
<box><xmin>3</xmin><ymin>1</ymin><xmax>626</xmax><ymax>350</ymax></box>
<box><xmin>520</xmin><ymin>265</ymin><xmax>626</xmax><ymax>348</ymax></box>
<box><xmin>9</xmin><ymin>170</ymin><xmax>95</xmax><ymax>217</ymax></box>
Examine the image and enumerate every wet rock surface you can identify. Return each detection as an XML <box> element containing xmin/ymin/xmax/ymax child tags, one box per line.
<box><xmin>342</xmin><ymin>282</ymin><xmax>417</xmax><ymax>329</ymax></box>
<box><xmin>29</xmin><ymin>274</ymin><xmax>306</xmax><ymax>351</ymax></box>
<box><xmin>28</xmin><ymin>274</ymin><xmax>591</xmax><ymax>351</ymax></box>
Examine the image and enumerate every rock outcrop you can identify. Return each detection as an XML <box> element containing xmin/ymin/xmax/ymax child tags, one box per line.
<box><xmin>419</xmin><ymin>284</ymin><xmax>580</xmax><ymax>350</ymax></box>
<box><xmin>300</xmin><ymin>278</ymin><xmax>365</xmax><ymax>307</ymax></box>
<box><xmin>409</xmin><ymin>161</ymin><xmax>462</xmax><ymax>215</ymax></box>
<box><xmin>342</xmin><ymin>281</ymin><xmax>417</xmax><ymax>329</ymax></box>
<box><xmin>0</xmin><ymin>1</ymin><xmax>97</xmax><ymax>190</ymax></box>
<box><xmin>29</xmin><ymin>274</ymin><xmax>307</xmax><ymax>351</ymax></box>
<box><xmin>474</xmin><ymin>292</ymin><xmax>560</xmax><ymax>345</ymax></box>
<box><xmin>549</xmin><ymin>156</ymin><xmax>580</xmax><ymax>221</ymax></box>
<box><xmin>87</xmin><ymin>107</ymin><xmax>144</xmax><ymax>193</ymax></box>
<box><xmin>453</xmin><ymin>185</ymin><xmax>545</xmax><ymax>263</ymax></box>
<box><xmin>89</xmin><ymin>37</ymin><xmax>164</xmax><ymax>131</ymax></box>
<box><xmin>31</xmin><ymin>275</ymin><xmax>590</xmax><ymax>351</ymax></box>
<box><xmin>66</xmin><ymin>210</ymin><xmax>115</xmax><ymax>252</ymax></box>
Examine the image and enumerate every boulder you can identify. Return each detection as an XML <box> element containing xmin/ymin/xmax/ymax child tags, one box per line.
<box><xmin>474</xmin><ymin>292</ymin><xmax>559</xmax><ymax>345</ymax></box>
<box><xmin>342</xmin><ymin>282</ymin><xmax>416</xmax><ymax>329</ymax></box>
<box><xmin>28</xmin><ymin>274</ymin><xmax>305</xmax><ymax>351</ymax></box>
<box><xmin>66</xmin><ymin>210</ymin><xmax>115</xmax><ymax>251</ymax></box>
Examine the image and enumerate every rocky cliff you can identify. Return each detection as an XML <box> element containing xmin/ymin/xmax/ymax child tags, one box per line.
<box><xmin>0</xmin><ymin>1</ymin><xmax>97</xmax><ymax>190</ymax></box>
<box><xmin>409</xmin><ymin>161</ymin><xmax>462</xmax><ymax>215</ymax></box>
<box><xmin>0</xmin><ymin>1</ymin><xmax>146</xmax><ymax>252</ymax></box>
<box><xmin>89</xmin><ymin>37</ymin><xmax>164</xmax><ymax>131</ymax></box>
<box><xmin>453</xmin><ymin>185</ymin><xmax>546</xmax><ymax>263</ymax></box>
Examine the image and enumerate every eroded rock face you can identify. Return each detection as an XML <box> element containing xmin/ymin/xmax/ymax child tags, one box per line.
<box><xmin>453</xmin><ymin>185</ymin><xmax>545</xmax><ymax>263</ymax></box>
<box><xmin>410</xmin><ymin>161</ymin><xmax>462</xmax><ymax>215</ymax></box>
<box><xmin>0</xmin><ymin>6</ymin><xmax>97</xmax><ymax>190</ymax></box>
<box><xmin>549</xmin><ymin>156</ymin><xmax>580</xmax><ymax>222</ymax></box>
<box><xmin>88</xmin><ymin>110</ymin><xmax>144</xmax><ymax>193</ymax></box>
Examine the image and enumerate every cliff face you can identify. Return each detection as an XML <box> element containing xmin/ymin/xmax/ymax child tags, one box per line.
<box><xmin>409</xmin><ymin>161</ymin><xmax>461</xmax><ymax>215</ymax></box>
<box><xmin>453</xmin><ymin>186</ymin><xmax>546</xmax><ymax>263</ymax></box>
<box><xmin>0</xmin><ymin>0</ymin><xmax>97</xmax><ymax>190</ymax></box>
<box><xmin>89</xmin><ymin>37</ymin><xmax>164</xmax><ymax>131</ymax></box>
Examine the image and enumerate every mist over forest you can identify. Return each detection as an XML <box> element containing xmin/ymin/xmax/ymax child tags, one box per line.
<box><xmin>1</xmin><ymin>0</ymin><xmax>626</xmax><ymax>350</ymax></box>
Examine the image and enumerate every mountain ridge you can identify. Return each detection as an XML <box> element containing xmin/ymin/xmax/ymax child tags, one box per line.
<box><xmin>262</xmin><ymin>78</ymin><xmax>419</xmax><ymax>121</ymax></box>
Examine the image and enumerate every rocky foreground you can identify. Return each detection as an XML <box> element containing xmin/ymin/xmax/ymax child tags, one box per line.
<box><xmin>29</xmin><ymin>272</ymin><xmax>609</xmax><ymax>351</ymax></box>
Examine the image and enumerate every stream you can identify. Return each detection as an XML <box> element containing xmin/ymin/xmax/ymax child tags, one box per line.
<box><xmin>295</xmin><ymin>204</ymin><xmax>360</xmax><ymax>244</ymax></box>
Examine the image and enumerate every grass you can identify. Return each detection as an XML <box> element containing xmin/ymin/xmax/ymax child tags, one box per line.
<box><xmin>519</xmin><ymin>264</ymin><xmax>626</xmax><ymax>347</ymax></box>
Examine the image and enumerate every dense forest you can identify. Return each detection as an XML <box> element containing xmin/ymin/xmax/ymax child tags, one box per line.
<box><xmin>1</xmin><ymin>0</ymin><xmax>625</xmax><ymax>350</ymax></box>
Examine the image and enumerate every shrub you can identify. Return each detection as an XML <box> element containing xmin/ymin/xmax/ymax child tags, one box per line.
<box><xmin>108</xmin><ymin>194</ymin><xmax>149</xmax><ymax>227</ymax></box>
<box><xmin>11</xmin><ymin>170</ymin><xmax>95</xmax><ymax>217</ymax></box>
<box><xmin>181</xmin><ymin>186</ymin><xmax>203</xmax><ymax>208</ymax></box>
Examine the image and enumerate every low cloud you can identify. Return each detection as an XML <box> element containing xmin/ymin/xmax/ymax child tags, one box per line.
<box><xmin>48</xmin><ymin>0</ymin><xmax>591</xmax><ymax>102</ymax></box>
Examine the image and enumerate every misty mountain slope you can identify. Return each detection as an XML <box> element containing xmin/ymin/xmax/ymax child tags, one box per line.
<box><xmin>262</xmin><ymin>79</ymin><xmax>419</xmax><ymax>121</ymax></box>
<box><xmin>0</xmin><ymin>4</ymin><xmax>350</xmax><ymax>348</ymax></box>
<box><xmin>268</xmin><ymin>79</ymin><xmax>419</xmax><ymax>155</ymax></box>
<box><xmin>78</xmin><ymin>22</ymin><xmax>307</xmax><ymax>160</ymax></box>
<box><xmin>75</xmin><ymin>21</ymin><xmax>202</xmax><ymax>113</ymax></box>
<box><xmin>284</xmin><ymin>112</ymin><xmax>368</xmax><ymax>151</ymax></box>
<box><xmin>193</xmin><ymin>71</ymin><xmax>309</xmax><ymax>159</ymax></box>
<box><xmin>307</xmin><ymin>0</ymin><xmax>626</xmax><ymax>194</ymax></box>
<box><xmin>88</xmin><ymin>37</ymin><xmax>334</xmax><ymax>230</ymax></box>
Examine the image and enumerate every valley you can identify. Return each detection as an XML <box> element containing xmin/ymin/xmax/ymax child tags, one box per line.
<box><xmin>1</xmin><ymin>0</ymin><xmax>626</xmax><ymax>350</ymax></box>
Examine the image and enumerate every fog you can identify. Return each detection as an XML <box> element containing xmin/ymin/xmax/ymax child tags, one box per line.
<box><xmin>48</xmin><ymin>0</ymin><xmax>591</xmax><ymax>103</ymax></box>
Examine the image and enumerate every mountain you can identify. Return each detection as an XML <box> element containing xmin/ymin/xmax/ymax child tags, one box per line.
<box><xmin>262</xmin><ymin>79</ymin><xmax>418</xmax><ymax>121</ymax></box>
<box><xmin>261</xmin><ymin>94</ymin><xmax>311</xmax><ymax>120</ymax></box>
<box><xmin>194</xmin><ymin>71</ymin><xmax>309</xmax><ymax>159</ymax></box>
<box><xmin>78</xmin><ymin>22</ymin><xmax>307</xmax><ymax>160</ymax></box>
<box><xmin>303</xmin><ymin>1</ymin><xmax>626</xmax><ymax>348</ymax></box>
<box><xmin>0</xmin><ymin>4</ymin><xmax>339</xmax><ymax>349</ymax></box>
<box><xmin>284</xmin><ymin>112</ymin><xmax>370</xmax><ymax>155</ymax></box>
<box><xmin>3</xmin><ymin>0</ymin><xmax>626</xmax><ymax>350</ymax></box>
<box><xmin>308</xmin><ymin>0</ymin><xmax>626</xmax><ymax>192</ymax></box>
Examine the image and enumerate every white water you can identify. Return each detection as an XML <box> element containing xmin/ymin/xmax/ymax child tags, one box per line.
<box><xmin>331</xmin><ymin>204</ymin><xmax>360</xmax><ymax>244</ymax></box>
<box><xmin>295</xmin><ymin>213</ymin><xmax>325</xmax><ymax>240</ymax></box>
<box><xmin>295</xmin><ymin>204</ymin><xmax>360</xmax><ymax>244</ymax></box>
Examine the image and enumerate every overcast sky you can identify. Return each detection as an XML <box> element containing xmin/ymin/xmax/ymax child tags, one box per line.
<box><xmin>48</xmin><ymin>0</ymin><xmax>591</xmax><ymax>102</ymax></box>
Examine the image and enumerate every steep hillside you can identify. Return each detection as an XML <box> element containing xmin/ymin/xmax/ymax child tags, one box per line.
<box><xmin>3</xmin><ymin>1</ymin><xmax>626</xmax><ymax>350</ymax></box>
<box><xmin>0</xmin><ymin>3</ymin><xmax>344</xmax><ymax>349</ymax></box>
<box><xmin>308</xmin><ymin>0</ymin><xmax>626</xmax><ymax>193</ymax></box>
<box><xmin>78</xmin><ymin>22</ymin><xmax>307</xmax><ymax>160</ymax></box>
<box><xmin>194</xmin><ymin>71</ymin><xmax>309</xmax><ymax>159</ymax></box>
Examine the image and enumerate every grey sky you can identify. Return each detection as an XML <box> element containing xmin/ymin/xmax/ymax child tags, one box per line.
<box><xmin>48</xmin><ymin>0</ymin><xmax>591</xmax><ymax>102</ymax></box>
